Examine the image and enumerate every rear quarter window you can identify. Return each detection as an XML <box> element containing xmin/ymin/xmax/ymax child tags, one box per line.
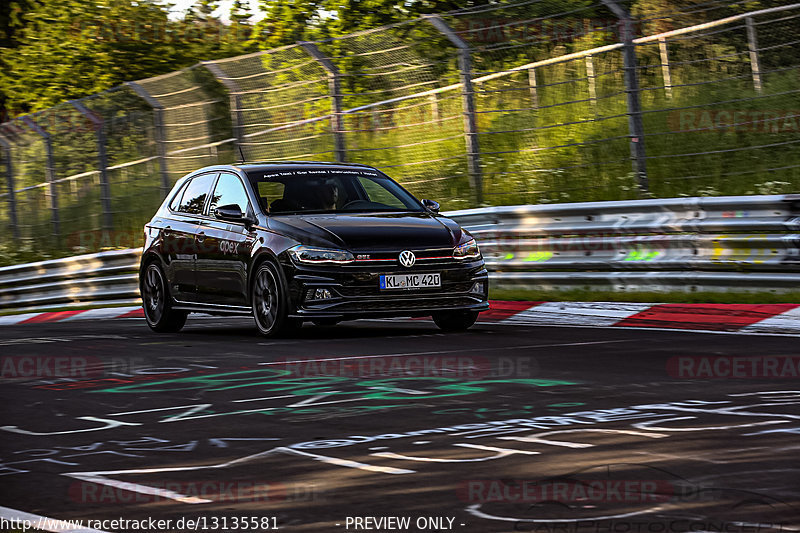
<box><xmin>168</xmin><ymin>181</ymin><xmax>188</xmax><ymax>211</ymax></box>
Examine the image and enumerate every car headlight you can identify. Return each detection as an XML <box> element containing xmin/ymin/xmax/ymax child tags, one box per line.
<box><xmin>453</xmin><ymin>238</ymin><xmax>480</xmax><ymax>260</ymax></box>
<box><xmin>289</xmin><ymin>245</ymin><xmax>355</xmax><ymax>265</ymax></box>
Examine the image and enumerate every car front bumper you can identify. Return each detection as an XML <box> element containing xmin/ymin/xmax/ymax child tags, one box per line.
<box><xmin>281</xmin><ymin>258</ymin><xmax>489</xmax><ymax>320</ymax></box>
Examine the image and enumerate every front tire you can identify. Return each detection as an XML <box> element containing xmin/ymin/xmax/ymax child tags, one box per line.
<box><xmin>432</xmin><ymin>310</ymin><xmax>479</xmax><ymax>332</ymax></box>
<box><xmin>141</xmin><ymin>262</ymin><xmax>187</xmax><ymax>333</ymax></box>
<box><xmin>252</xmin><ymin>261</ymin><xmax>299</xmax><ymax>337</ymax></box>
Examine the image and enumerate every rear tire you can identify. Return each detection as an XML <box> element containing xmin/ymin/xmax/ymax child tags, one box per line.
<box><xmin>252</xmin><ymin>261</ymin><xmax>299</xmax><ymax>337</ymax></box>
<box><xmin>141</xmin><ymin>261</ymin><xmax>187</xmax><ymax>333</ymax></box>
<box><xmin>432</xmin><ymin>310</ymin><xmax>479</xmax><ymax>332</ymax></box>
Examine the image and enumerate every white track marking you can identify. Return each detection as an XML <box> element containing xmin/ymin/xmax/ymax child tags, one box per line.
<box><xmin>61</xmin><ymin>443</ymin><xmax>413</xmax><ymax>503</ymax></box>
<box><xmin>2</xmin><ymin>417</ymin><xmax>140</xmax><ymax>436</ymax></box>
<box><xmin>277</xmin><ymin>447</ymin><xmax>414</xmax><ymax>474</ymax></box>
<box><xmin>65</xmin><ymin>473</ymin><xmax>210</xmax><ymax>504</ymax></box>
<box><xmin>454</xmin><ymin>443</ymin><xmax>540</xmax><ymax>455</ymax></box>
<box><xmin>502</xmin><ymin>302</ymin><xmax>652</xmax><ymax>327</ymax></box>
<box><xmin>0</xmin><ymin>505</ymin><xmax>110</xmax><ymax>532</ymax></box>
<box><xmin>0</xmin><ymin>313</ymin><xmax>40</xmax><ymax>325</ymax></box>
<box><xmin>632</xmin><ymin>417</ymin><xmax>789</xmax><ymax>431</ymax></box>
<box><xmin>371</xmin><ymin>443</ymin><xmax>540</xmax><ymax>463</ymax></box>
<box><xmin>740</xmin><ymin>306</ymin><xmax>800</xmax><ymax>334</ymax></box>
<box><xmin>499</xmin><ymin>428</ymin><xmax>669</xmax><ymax>449</ymax></box>
<box><xmin>465</xmin><ymin>503</ymin><xmax>664</xmax><ymax>523</ymax></box>
<box><xmin>506</xmin><ymin>321</ymin><xmax>800</xmax><ymax>337</ymax></box>
<box><xmin>59</xmin><ymin>307</ymin><xmax>142</xmax><ymax>322</ymax></box>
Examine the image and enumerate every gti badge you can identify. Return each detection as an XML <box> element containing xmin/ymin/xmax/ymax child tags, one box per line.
<box><xmin>399</xmin><ymin>250</ymin><xmax>416</xmax><ymax>268</ymax></box>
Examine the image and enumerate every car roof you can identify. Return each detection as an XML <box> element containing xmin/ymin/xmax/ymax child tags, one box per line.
<box><xmin>183</xmin><ymin>161</ymin><xmax>381</xmax><ymax>181</ymax></box>
<box><xmin>232</xmin><ymin>161</ymin><xmax>380</xmax><ymax>175</ymax></box>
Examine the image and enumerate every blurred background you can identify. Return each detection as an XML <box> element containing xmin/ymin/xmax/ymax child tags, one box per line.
<box><xmin>1</xmin><ymin>0</ymin><xmax>798</xmax><ymax>266</ymax></box>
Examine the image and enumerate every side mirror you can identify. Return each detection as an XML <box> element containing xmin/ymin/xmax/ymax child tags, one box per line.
<box><xmin>215</xmin><ymin>204</ymin><xmax>247</xmax><ymax>223</ymax></box>
<box><xmin>422</xmin><ymin>199</ymin><xmax>440</xmax><ymax>214</ymax></box>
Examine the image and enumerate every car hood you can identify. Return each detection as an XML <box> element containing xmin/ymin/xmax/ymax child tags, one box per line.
<box><xmin>269</xmin><ymin>212</ymin><xmax>464</xmax><ymax>251</ymax></box>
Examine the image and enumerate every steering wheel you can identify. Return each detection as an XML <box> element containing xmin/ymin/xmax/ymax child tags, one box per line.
<box><xmin>340</xmin><ymin>200</ymin><xmax>368</xmax><ymax>210</ymax></box>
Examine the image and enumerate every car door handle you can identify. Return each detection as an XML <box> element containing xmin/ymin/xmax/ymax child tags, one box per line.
<box><xmin>197</xmin><ymin>231</ymin><xmax>205</xmax><ymax>243</ymax></box>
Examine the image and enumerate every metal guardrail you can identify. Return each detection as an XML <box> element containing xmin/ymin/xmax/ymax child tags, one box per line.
<box><xmin>0</xmin><ymin>249</ymin><xmax>142</xmax><ymax>311</ymax></box>
<box><xmin>448</xmin><ymin>194</ymin><xmax>800</xmax><ymax>293</ymax></box>
<box><xmin>1</xmin><ymin>194</ymin><xmax>798</xmax><ymax>312</ymax></box>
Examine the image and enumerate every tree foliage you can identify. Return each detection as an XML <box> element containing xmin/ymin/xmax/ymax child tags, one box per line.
<box><xmin>0</xmin><ymin>0</ymin><xmax>260</xmax><ymax>115</ymax></box>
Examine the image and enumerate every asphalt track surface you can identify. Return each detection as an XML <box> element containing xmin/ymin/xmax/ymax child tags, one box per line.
<box><xmin>0</xmin><ymin>316</ymin><xmax>798</xmax><ymax>532</ymax></box>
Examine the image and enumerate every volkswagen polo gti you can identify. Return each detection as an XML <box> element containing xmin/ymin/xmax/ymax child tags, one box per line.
<box><xmin>139</xmin><ymin>162</ymin><xmax>489</xmax><ymax>337</ymax></box>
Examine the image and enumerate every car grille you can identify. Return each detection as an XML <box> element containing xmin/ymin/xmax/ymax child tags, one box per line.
<box><xmin>352</xmin><ymin>248</ymin><xmax>456</xmax><ymax>266</ymax></box>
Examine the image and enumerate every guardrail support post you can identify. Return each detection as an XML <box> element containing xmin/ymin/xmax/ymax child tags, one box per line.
<box><xmin>299</xmin><ymin>42</ymin><xmax>347</xmax><ymax>163</ymax></box>
<box><xmin>426</xmin><ymin>14</ymin><xmax>483</xmax><ymax>204</ymax></box>
<box><xmin>70</xmin><ymin>100</ymin><xmax>113</xmax><ymax>231</ymax></box>
<box><xmin>126</xmin><ymin>81</ymin><xmax>171</xmax><ymax>197</ymax></box>
<box><xmin>658</xmin><ymin>37</ymin><xmax>673</xmax><ymax>100</ymax></box>
<box><xmin>203</xmin><ymin>61</ymin><xmax>247</xmax><ymax>161</ymax></box>
<box><xmin>22</xmin><ymin>116</ymin><xmax>60</xmax><ymax>241</ymax></box>
<box><xmin>0</xmin><ymin>132</ymin><xmax>19</xmax><ymax>240</ymax></box>
<box><xmin>602</xmin><ymin>0</ymin><xmax>648</xmax><ymax>193</ymax></box>
<box><xmin>745</xmin><ymin>17</ymin><xmax>763</xmax><ymax>94</ymax></box>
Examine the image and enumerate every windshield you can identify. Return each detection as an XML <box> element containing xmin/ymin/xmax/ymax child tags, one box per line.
<box><xmin>249</xmin><ymin>168</ymin><xmax>424</xmax><ymax>215</ymax></box>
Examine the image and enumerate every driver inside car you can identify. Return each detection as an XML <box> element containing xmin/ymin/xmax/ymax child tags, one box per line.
<box><xmin>314</xmin><ymin>182</ymin><xmax>339</xmax><ymax>211</ymax></box>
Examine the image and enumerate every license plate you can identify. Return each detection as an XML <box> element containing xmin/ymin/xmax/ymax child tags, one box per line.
<box><xmin>380</xmin><ymin>273</ymin><xmax>441</xmax><ymax>290</ymax></box>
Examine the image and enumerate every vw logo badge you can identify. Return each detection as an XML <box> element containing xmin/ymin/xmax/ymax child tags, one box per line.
<box><xmin>399</xmin><ymin>250</ymin><xmax>416</xmax><ymax>268</ymax></box>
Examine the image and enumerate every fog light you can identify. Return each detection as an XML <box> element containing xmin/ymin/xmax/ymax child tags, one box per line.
<box><xmin>470</xmin><ymin>281</ymin><xmax>485</xmax><ymax>295</ymax></box>
<box><xmin>314</xmin><ymin>288</ymin><xmax>333</xmax><ymax>300</ymax></box>
<box><xmin>305</xmin><ymin>288</ymin><xmax>333</xmax><ymax>301</ymax></box>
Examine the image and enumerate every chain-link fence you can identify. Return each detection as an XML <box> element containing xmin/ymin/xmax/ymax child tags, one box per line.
<box><xmin>1</xmin><ymin>0</ymin><xmax>799</xmax><ymax>264</ymax></box>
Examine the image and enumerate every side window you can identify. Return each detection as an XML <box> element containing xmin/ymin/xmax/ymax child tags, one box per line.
<box><xmin>358</xmin><ymin>177</ymin><xmax>406</xmax><ymax>209</ymax></box>
<box><xmin>178</xmin><ymin>173</ymin><xmax>216</xmax><ymax>215</ymax></box>
<box><xmin>209</xmin><ymin>173</ymin><xmax>250</xmax><ymax>214</ymax></box>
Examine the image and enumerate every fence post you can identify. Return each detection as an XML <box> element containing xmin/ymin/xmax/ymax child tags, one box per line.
<box><xmin>602</xmin><ymin>0</ymin><xmax>648</xmax><ymax>193</ymax></box>
<box><xmin>70</xmin><ymin>100</ymin><xmax>113</xmax><ymax>231</ymax></box>
<box><xmin>425</xmin><ymin>14</ymin><xmax>483</xmax><ymax>204</ymax></box>
<box><xmin>0</xmin><ymin>132</ymin><xmax>19</xmax><ymax>240</ymax></box>
<box><xmin>126</xmin><ymin>81</ymin><xmax>171</xmax><ymax>197</ymax></box>
<box><xmin>429</xmin><ymin>93</ymin><xmax>441</xmax><ymax>125</ymax></box>
<box><xmin>745</xmin><ymin>17</ymin><xmax>763</xmax><ymax>94</ymax></box>
<box><xmin>585</xmin><ymin>55</ymin><xmax>597</xmax><ymax>112</ymax></box>
<box><xmin>299</xmin><ymin>42</ymin><xmax>347</xmax><ymax>163</ymax></box>
<box><xmin>658</xmin><ymin>37</ymin><xmax>673</xmax><ymax>100</ymax></box>
<box><xmin>528</xmin><ymin>68</ymin><xmax>539</xmax><ymax>109</ymax></box>
<box><xmin>22</xmin><ymin>116</ymin><xmax>60</xmax><ymax>241</ymax></box>
<box><xmin>203</xmin><ymin>61</ymin><xmax>247</xmax><ymax>160</ymax></box>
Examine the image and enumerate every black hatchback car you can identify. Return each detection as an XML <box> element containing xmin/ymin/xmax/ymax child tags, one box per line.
<box><xmin>139</xmin><ymin>161</ymin><xmax>489</xmax><ymax>336</ymax></box>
